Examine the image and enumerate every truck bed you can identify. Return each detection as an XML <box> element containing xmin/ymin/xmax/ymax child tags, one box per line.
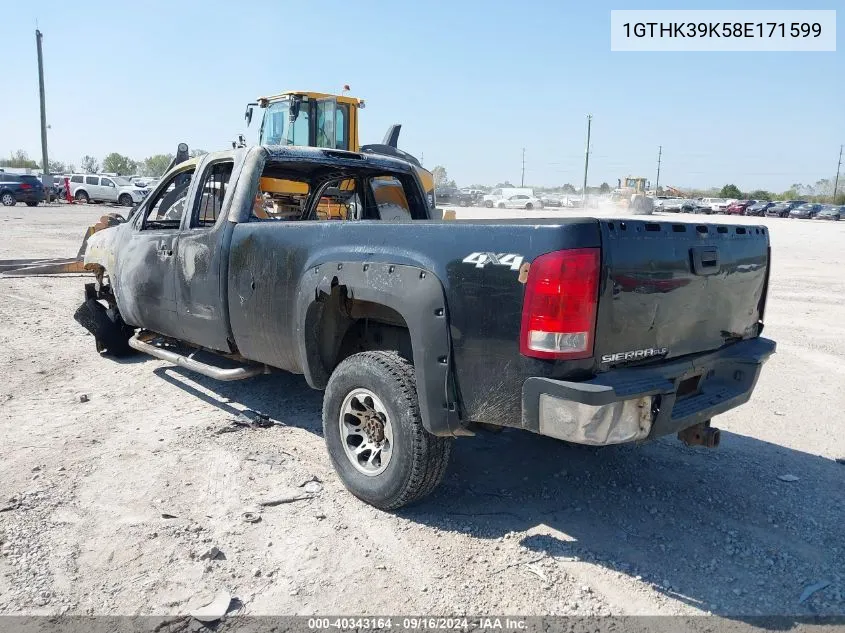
<box><xmin>226</xmin><ymin>216</ymin><xmax>770</xmax><ymax>430</ymax></box>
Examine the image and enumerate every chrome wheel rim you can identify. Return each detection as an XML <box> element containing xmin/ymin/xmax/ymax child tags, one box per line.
<box><xmin>339</xmin><ymin>388</ymin><xmax>393</xmax><ymax>476</ymax></box>
<box><xmin>2</xmin><ymin>194</ymin><xmax>14</xmax><ymax>205</ymax></box>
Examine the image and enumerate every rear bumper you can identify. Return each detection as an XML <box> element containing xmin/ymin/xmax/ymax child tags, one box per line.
<box><xmin>14</xmin><ymin>190</ymin><xmax>45</xmax><ymax>203</ymax></box>
<box><xmin>521</xmin><ymin>337</ymin><xmax>776</xmax><ymax>446</ymax></box>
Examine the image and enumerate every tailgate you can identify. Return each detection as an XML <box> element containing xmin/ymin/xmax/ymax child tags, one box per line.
<box><xmin>594</xmin><ymin>219</ymin><xmax>769</xmax><ymax>368</ymax></box>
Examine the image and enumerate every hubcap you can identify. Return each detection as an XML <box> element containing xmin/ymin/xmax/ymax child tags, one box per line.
<box><xmin>2</xmin><ymin>194</ymin><xmax>13</xmax><ymax>205</ymax></box>
<box><xmin>339</xmin><ymin>388</ymin><xmax>393</xmax><ymax>476</ymax></box>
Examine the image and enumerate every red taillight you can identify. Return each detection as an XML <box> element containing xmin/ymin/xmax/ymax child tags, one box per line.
<box><xmin>520</xmin><ymin>248</ymin><xmax>600</xmax><ymax>360</ymax></box>
<box><xmin>20</xmin><ymin>183</ymin><xmax>32</xmax><ymax>190</ymax></box>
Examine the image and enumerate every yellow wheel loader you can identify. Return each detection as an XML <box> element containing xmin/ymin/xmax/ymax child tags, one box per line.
<box><xmin>243</xmin><ymin>91</ymin><xmax>436</xmax><ymax>210</ymax></box>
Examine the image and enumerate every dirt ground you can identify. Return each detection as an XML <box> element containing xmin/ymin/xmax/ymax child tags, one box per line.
<box><xmin>0</xmin><ymin>203</ymin><xmax>843</xmax><ymax>620</ymax></box>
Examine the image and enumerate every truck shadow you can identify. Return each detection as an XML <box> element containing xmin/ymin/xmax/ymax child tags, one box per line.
<box><xmin>405</xmin><ymin>429</ymin><xmax>844</xmax><ymax>622</ymax></box>
<box><xmin>152</xmin><ymin>366</ymin><xmax>324</xmax><ymax>435</ymax></box>
<box><xmin>150</xmin><ymin>363</ymin><xmax>842</xmax><ymax>621</ymax></box>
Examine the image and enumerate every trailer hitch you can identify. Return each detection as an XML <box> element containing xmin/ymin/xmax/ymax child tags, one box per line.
<box><xmin>678</xmin><ymin>420</ymin><xmax>721</xmax><ymax>448</ymax></box>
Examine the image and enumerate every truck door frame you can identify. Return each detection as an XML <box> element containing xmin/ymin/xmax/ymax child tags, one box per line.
<box><xmin>117</xmin><ymin>163</ymin><xmax>199</xmax><ymax>339</ymax></box>
<box><xmin>172</xmin><ymin>150</ymin><xmax>248</xmax><ymax>352</ymax></box>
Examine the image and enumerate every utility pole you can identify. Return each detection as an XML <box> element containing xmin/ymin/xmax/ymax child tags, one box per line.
<box><xmin>582</xmin><ymin>115</ymin><xmax>592</xmax><ymax>200</ymax></box>
<box><xmin>521</xmin><ymin>148</ymin><xmax>525</xmax><ymax>187</ymax></box>
<box><xmin>833</xmin><ymin>145</ymin><xmax>843</xmax><ymax>202</ymax></box>
<box><xmin>35</xmin><ymin>29</ymin><xmax>49</xmax><ymax>175</ymax></box>
<box><xmin>655</xmin><ymin>145</ymin><xmax>662</xmax><ymax>193</ymax></box>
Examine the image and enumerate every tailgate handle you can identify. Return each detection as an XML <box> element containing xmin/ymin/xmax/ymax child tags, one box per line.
<box><xmin>691</xmin><ymin>246</ymin><xmax>720</xmax><ymax>275</ymax></box>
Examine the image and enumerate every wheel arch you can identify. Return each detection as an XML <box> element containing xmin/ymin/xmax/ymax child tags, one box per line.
<box><xmin>296</xmin><ymin>261</ymin><xmax>465</xmax><ymax>437</ymax></box>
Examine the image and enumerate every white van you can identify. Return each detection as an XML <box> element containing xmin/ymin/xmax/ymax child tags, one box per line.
<box><xmin>482</xmin><ymin>187</ymin><xmax>534</xmax><ymax>208</ymax></box>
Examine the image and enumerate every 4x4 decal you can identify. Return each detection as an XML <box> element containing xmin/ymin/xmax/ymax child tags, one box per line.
<box><xmin>462</xmin><ymin>252</ymin><xmax>524</xmax><ymax>271</ymax></box>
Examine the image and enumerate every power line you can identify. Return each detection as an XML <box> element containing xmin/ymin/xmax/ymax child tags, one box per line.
<box><xmin>833</xmin><ymin>145</ymin><xmax>843</xmax><ymax>202</ymax></box>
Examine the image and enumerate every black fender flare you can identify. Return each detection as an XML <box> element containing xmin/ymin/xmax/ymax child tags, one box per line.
<box><xmin>296</xmin><ymin>261</ymin><xmax>466</xmax><ymax>437</ymax></box>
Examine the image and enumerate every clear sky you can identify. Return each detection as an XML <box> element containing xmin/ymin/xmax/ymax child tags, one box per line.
<box><xmin>2</xmin><ymin>0</ymin><xmax>842</xmax><ymax>192</ymax></box>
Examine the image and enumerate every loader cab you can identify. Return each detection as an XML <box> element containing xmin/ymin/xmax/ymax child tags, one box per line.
<box><xmin>253</xmin><ymin>92</ymin><xmax>361</xmax><ymax>152</ymax></box>
<box><xmin>245</xmin><ymin>90</ymin><xmax>434</xmax><ymax>210</ymax></box>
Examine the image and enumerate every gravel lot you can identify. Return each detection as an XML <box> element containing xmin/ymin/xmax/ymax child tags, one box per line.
<box><xmin>0</xmin><ymin>203</ymin><xmax>843</xmax><ymax>620</ymax></box>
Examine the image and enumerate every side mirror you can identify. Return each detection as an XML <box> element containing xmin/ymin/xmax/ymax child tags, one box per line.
<box><xmin>289</xmin><ymin>96</ymin><xmax>302</xmax><ymax>124</ymax></box>
<box><xmin>245</xmin><ymin>105</ymin><xmax>253</xmax><ymax>126</ymax></box>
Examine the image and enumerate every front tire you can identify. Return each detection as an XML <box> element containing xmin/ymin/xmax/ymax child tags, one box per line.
<box><xmin>525</xmin><ymin>202</ymin><xmax>534</xmax><ymax>210</ymax></box>
<box><xmin>323</xmin><ymin>351</ymin><xmax>452</xmax><ymax>510</ymax></box>
<box><xmin>118</xmin><ymin>194</ymin><xmax>134</xmax><ymax>207</ymax></box>
<box><xmin>75</xmin><ymin>190</ymin><xmax>89</xmax><ymax>203</ymax></box>
<box><xmin>484</xmin><ymin>200</ymin><xmax>493</xmax><ymax>208</ymax></box>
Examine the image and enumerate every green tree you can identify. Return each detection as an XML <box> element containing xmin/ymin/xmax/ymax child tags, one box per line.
<box><xmin>142</xmin><ymin>154</ymin><xmax>174</xmax><ymax>178</ymax></box>
<box><xmin>39</xmin><ymin>158</ymin><xmax>68</xmax><ymax>174</ymax></box>
<box><xmin>748</xmin><ymin>189</ymin><xmax>774</xmax><ymax>201</ymax></box>
<box><xmin>81</xmin><ymin>155</ymin><xmax>100</xmax><ymax>174</ymax></box>
<box><xmin>495</xmin><ymin>181</ymin><xmax>515</xmax><ymax>188</ymax></box>
<box><xmin>189</xmin><ymin>149</ymin><xmax>208</xmax><ymax>158</ymax></box>
<box><xmin>561</xmin><ymin>183</ymin><xmax>576</xmax><ymax>194</ymax></box>
<box><xmin>598</xmin><ymin>182</ymin><xmax>611</xmax><ymax>194</ymax></box>
<box><xmin>0</xmin><ymin>150</ymin><xmax>39</xmax><ymax>169</ymax></box>
<box><xmin>102</xmin><ymin>153</ymin><xmax>138</xmax><ymax>175</ymax></box>
<box><xmin>431</xmin><ymin>165</ymin><xmax>449</xmax><ymax>188</ymax></box>
<box><xmin>719</xmin><ymin>184</ymin><xmax>742</xmax><ymax>199</ymax></box>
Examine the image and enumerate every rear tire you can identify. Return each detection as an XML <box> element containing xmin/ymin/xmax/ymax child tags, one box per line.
<box><xmin>26</xmin><ymin>201</ymin><xmax>38</xmax><ymax>207</ymax></box>
<box><xmin>484</xmin><ymin>200</ymin><xmax>493</xmax><ymax>208</ymax></box>
<box><xmin>525</xmin><ymin>203</ymin><xmax>534</xmax><ymax>210</ymax></box>
<box><xmin>118</xmin><ymin>194</ymin><xmax>134</xmax><ymax>207</ymax></box>
<box><xmin>322</xmin><ymin>351</ymin><xmax>452</xmax><ymax>510</ymax></box>
<box><xmin>497</xmin><ymin>202</ymin><xmax>505</xmax><ymax>209</ymax></box>
<box><xmin>1</xmin><ymin>192</ymin><xmax>16</xmax><ymax>206</ymax></box>
<box><xmin>75</xmin><ymin>190</ymin><xmax>89</xmax><ymax>203</ymax></box>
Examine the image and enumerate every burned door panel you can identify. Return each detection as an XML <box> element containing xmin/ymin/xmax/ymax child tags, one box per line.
<box><xmin>116</xmin><ymin>230</ymin><xmax>180</xmax><ymax>338</ymax></box>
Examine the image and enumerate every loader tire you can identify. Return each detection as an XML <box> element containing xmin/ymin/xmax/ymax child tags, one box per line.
<box><xmin>323</xmin><ymin>351</ymin><xmax>452</xmax><ymax>510</ymax></box>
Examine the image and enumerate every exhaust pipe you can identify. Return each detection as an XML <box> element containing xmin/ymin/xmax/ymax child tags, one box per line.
<box><xmin>678</xmin><ymin>421</ymin><xmax>721</xmax><ymax>448</ymax></box>
<box><xmin>129</xmin><ymin>332</ymin><xmax>268</xmax><ymax>382</ymax></box>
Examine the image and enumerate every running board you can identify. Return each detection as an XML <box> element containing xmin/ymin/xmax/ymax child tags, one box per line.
<box><xmin>129</xmin><ymin>332</ymin><xmax>268</xmax><ymax>381</ymax></box>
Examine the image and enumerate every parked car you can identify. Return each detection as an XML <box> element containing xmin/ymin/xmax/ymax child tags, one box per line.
<box><xmin>766</xmin><ymin>200</ymin><xmax>807</xmax><ymax>217</ymax></box>
<box><xmin>679</xmin><ymin>199</ymin><xmax>711</xmax><ymax>214</ymax></box>
<box><xmin>130</xmin><ymin>176</ymin><xmax>158</xmax><ymax>188</ymax></box>
<box><xmin>788</xmin><ymin>203</ymin><xmax>824</xmax><ymax>219</ymax></box>
<box><xmin>539</xmin><ymin>194</ymin><xmax>562</xmax><ymax>207</ymax></box>
<box><xmin>482</xmin><ymin>187</ymin><xmax>533</xmax><ymax>208</ymax></box>
<box><xmin>0</xmin><ymin>173</ymin><xmax>46</xmax><ymax>207</ymax></box>
<box><xmin>814</xmin><ymin>205</ymin><xmax>842</xmax><ymax>221</ymax></box>
<box><xmin>745</xmin><ymin>201</ymin><xmax>774</xmax><ymax>216</ymax></box>
<box><xmin>68</xmin><ymin>174</ymin><xmax>150</xmax><ymax>206</ymax></box>
<box><xmin>725</xmin><ymin>200</ymin><xmax>756</xmax><ymax>215</ymax></box>
<box><xmin>496</xmin><ymin>194</ymin><xmax>543</xmax><ymax>210</ymax></box>
<box><xmin>435</xmin><ymin>187</ymin><xmax>475</xmax><ymax>207</ymax></box>
<box><xmin>74</xmin><ymin>145</ymin><xmax>775</xmax><ymax>510</ymax></box>
<box><xmin>660</xmin><ymin>198</ymin><xmax>685</xmax><ymax>212</ymax></box>
<box><xmin>702</xmin><ymin>197</ymin><xmax>730</xmax><ymax>213</ymax></box>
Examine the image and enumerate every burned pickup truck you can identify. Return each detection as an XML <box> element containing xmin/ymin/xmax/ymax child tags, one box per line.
<box><xmin>75</xmin><ymin>145</ymin><xmax>775</xmax><ymax>509</ymax></box>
